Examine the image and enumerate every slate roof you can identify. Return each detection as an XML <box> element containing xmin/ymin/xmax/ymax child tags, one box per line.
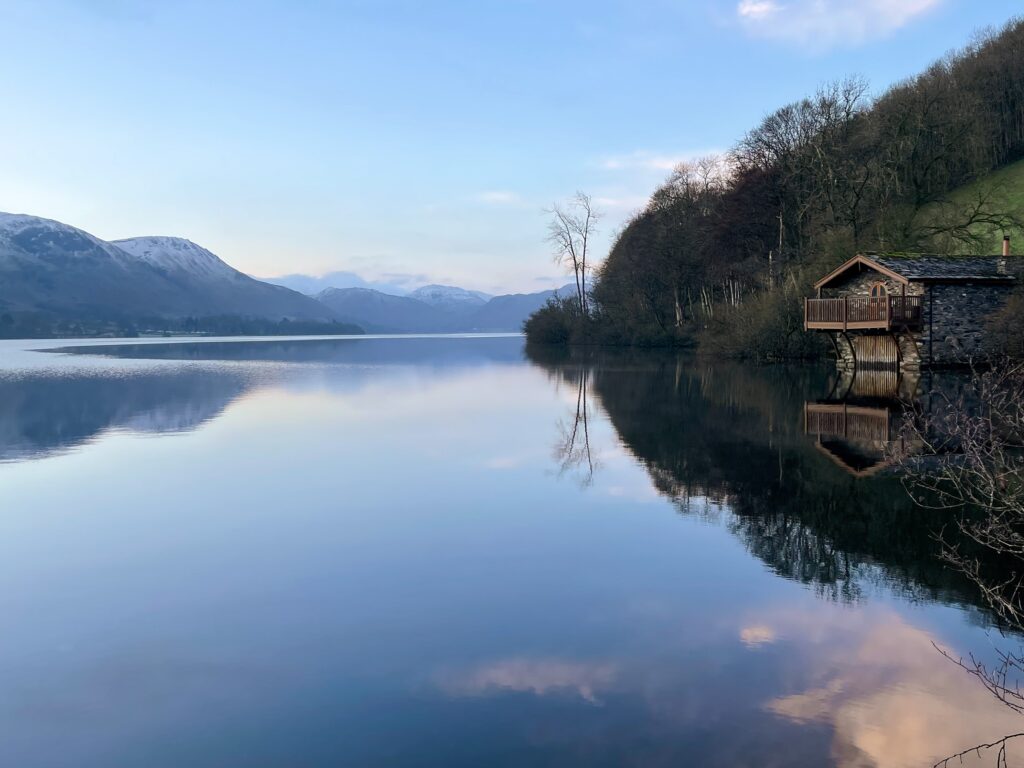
<box><xmin>868</xmin><ymin>253</ymin><xmax>1013</xmax><ymax>282</ymax></box>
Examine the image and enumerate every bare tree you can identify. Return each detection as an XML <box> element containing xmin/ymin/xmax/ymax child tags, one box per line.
<box><xmin>554</xmin><ymin>363</ymin><xmax>597</xmax><ymax>487</ymax></box>
<box><xmin>896</xmin><ymin>361</ymin><xmax>1024</xmax><ymax>766</ymax></box>
<box><xmin>546</xmin><ymin>192</ymin><xmax>600</xmax><ymax>315</ymax></box>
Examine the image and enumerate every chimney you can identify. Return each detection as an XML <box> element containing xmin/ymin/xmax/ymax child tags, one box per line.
<box><xmin>998</xmin><ymin>235</ymin><xmax>1014</xmax><ymax>276</ymax></box>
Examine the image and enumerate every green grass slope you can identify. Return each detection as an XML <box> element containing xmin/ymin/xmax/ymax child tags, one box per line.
<box><xmin>943</xmin><ymin>157</ymin><xmax>1024</xmax><ymax>253</ymax></box>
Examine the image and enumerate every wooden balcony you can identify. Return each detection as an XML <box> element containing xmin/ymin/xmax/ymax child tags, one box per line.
<box><xmin>804</xmin><ymin>402</ymin><xmax>892</xmax><ymax>443</ymax></box>
<box><xmin>804</xmin><ymin>295</ymin><xmax>923</xmax><ymax>331</ymax></box>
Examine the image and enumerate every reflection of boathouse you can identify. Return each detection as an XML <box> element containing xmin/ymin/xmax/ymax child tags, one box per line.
<box><xmin>805</xmin><ymin>402</ymin><xmax>906</xmax><ymax>477</ymax></box>
<box><xmin>803</xmin><ymin>369</ymin><xmax>921</xmax><ymax>477</ymax></box>
<box><xmin>804</xmin><ymin>237</ymin><xmax>1017</xmax><ymax>370</ymax></box>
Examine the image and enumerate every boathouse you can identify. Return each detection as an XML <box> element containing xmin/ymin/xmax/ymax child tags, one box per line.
<box><xmin>804</xmin><ymin>236</ymin><xmax>1018</xmax><ymax>370</ymax></box>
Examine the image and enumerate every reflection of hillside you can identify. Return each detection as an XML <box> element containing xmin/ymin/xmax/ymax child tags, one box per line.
<box><xmin>0</xmin><ymin>368</ymin><xmax>252</xmax><ymax>462</ymax></box>
<box><xmin>48</xmin><ymin>336</ymin><xmax>527</xmax><ymax>366</ymax></box>
<box><xmin>526</xmin><ymin>347</ymin><xmax>984</xmax><ymax>611</ymax></box>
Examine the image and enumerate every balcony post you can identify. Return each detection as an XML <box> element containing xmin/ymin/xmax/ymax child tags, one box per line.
<box><xmin>843</xmin><ymin>296</ymin><xmax>848</xmax><ymax>331</ymax></box>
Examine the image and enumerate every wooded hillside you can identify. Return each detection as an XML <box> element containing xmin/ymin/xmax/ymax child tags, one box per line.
<box><xmin>528</xmin><ymin>18</ymin><xmax>1024</xmax><ymax>356</ymax></box>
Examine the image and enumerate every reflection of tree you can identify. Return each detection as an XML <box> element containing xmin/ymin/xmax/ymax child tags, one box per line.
<box><xmin>555</xmin><ymin>364</ymin><xmax>596</xmax><ymax>487</ymax></box>
<box><xmin>525</xmin><ymin>346</ymin><xmax>994</xmax><ymax>613</ymax></box>
<box><xmin>897</xmin><ymin>363</ymin><xmax>1024</xmax><ymax>766</ymax></box>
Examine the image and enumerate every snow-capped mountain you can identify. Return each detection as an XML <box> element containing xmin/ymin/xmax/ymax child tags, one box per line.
<box><xmin>408</xmin><ymin>284</ymin><xmax>491</xmax><ymax>314</ymax></box>
<box><xmin>0</xmin><ymin>212</ymin><xmax>335</xmax><ymax>322</ymax></box>
<box><xmin>0</xmin><ymin>212</ymin><xmax>141</xmax><ymax>271</ymax></box>
<box><xmin>113</xmin><ymin>236</ymin><xmax>238</xmax><ymax>279</ymax></box>
<box><xmin>265</xmin><ymin>271</ymin><xmax>410</xmax><ymax>297</ymax></box>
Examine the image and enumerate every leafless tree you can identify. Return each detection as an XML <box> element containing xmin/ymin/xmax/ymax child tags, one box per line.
<box><xmin>896</xmin><ymin>361</ymin><xmax>1024</xmax><ymax>766</ymax></box>
<box><xmin>546</xmin><ymin>192</ymin><xmax>600</xmax><ymax>316</ymax></box>
<box><xmin>553</xmin><ymin>364</ymin><xmax>597</xmax><ymax>487</ymax></box>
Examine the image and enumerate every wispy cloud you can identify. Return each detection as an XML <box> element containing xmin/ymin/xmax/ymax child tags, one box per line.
<box><xmin>735</xmin><ymin>0</ymin><xmax>942</xmax><ymax>50</ymax></box>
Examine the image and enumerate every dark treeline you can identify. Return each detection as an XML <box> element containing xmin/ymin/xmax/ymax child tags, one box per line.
<box><xmin>0</xmin><ymin>311</ymin><xmax>364</xmax><ymax>339</ymax></box>
<box><xmin>528</xmin><ymin>18</ymin><xmax>1024</xmax><ymax>357</ymax></box>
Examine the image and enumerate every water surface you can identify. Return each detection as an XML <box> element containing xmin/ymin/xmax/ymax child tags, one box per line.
<box><xmin>0</xmin><ymin>335</ymin><xmax>1016</xmax><ymax>767</ymax></box>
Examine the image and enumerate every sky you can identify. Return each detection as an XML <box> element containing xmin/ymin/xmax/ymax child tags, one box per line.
<box><xmin>0</xmin><ymin>0</ymin><xmax>1021</xmax><ymax>294</ymax></box>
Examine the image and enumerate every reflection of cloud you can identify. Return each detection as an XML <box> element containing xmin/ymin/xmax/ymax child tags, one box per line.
<box><xmin>739</xmin><ymin>625</ymin><xmax>776</xmax><ymax>648</ymax></box>
<box><xmin>762</xmin><ymin>611</ymin><xmax>1023</xmax><ymax>767</ymax></box>
<box><xmin>437</xmin><ymin>658</ymin><xmax>616</xmax><ymax>704</ymax></box>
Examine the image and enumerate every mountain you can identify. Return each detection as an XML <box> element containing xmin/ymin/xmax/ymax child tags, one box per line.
<box><xmin>112</xmin><ymin>236</ymin><xmax>335</xmax><ymax>321</ymax></box>
<box><xmin>462</xmin><ymin>284</ymin><xmax>575</xmax><ymax>332</ymax></box>
<box><xmin>0</xmin><ymin>213</ymin><xmax>334</xmax><ymax>323</ymax></box>
<box><xmin>408</xmin><ymin>284</ymin><xmax>491</xmax><ymax>314</ymax></box>
<box><xmin>314</xmin><ymin>287</ymin><xmax>454</xmax><ymax>333</ymax></box>
<box><xmin>265</xmin><ymin>271</ymin><xmax>410</xmax><ymax>296</ymax></box>
<box><xmin>113</xmin><ymin>236</ymin><xmax>238</xmax><ymax>279</ymax></box>
<box><xmin>312</xmin><ymin>283</ymin><xmax>574</xmax><ymax>333</ymax></box>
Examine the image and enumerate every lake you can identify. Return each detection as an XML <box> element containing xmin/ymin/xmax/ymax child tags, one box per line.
<box><xmin>0</xmin><ymin>334</ymin><xmax>1017</xmax><ymax>767</ymax></box>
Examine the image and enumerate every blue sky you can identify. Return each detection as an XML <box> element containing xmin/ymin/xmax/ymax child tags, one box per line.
<box><xmin>1</xmin><ymin>0</ymin><xmax>1020</xmax><ymax>293</ymax></box>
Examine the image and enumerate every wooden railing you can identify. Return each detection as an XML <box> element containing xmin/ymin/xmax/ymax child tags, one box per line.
<box><xmin>804</xmin><ymin>295</ymin><xmax>923</xmax><ymax>330</ymax></box>
<box><xmin>804</xmin><ymin>403</ymin><xmax>892</xmax><ymax>443</ymax></box>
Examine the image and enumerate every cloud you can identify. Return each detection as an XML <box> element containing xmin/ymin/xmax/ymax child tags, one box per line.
<box><xmin>739</xmin><ymin>624</ymin><xmax>777</xmax><ymax>647</ymax></box>
<box><xmin>737</xmin><ymin>0</ymin><xmax>780</xmax><ymax>20</ymax></box>
<box><xmin>760</xmin><ymin>610</ymin><xmax>1023</xmax><ymax>767</ymax></box>
<box><xmin>734</xmin><ymin>0</ymin><xmax>941</xmax><ymax>49</ymax></box>
<box><xmin>436</xmin><ymin>658</ymin><xmax>617</xmax><ymax>704</ymax></box>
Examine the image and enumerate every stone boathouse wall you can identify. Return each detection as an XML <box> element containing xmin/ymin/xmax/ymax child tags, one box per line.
<box><xmin>823</xmin><ymin>274</ymin><xmax>1013</xmax><ymax>368</ymax></box>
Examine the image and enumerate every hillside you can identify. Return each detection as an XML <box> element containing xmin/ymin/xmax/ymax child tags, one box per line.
<box><xmin>941</xmin><ymin>158</ymin><xmax>1024</xmax><ymax>254</ymax></box>
<box><xmin>532</xmin><ymin>18</ymin><xmax>1024</xmax><ymax>354</ymax></box>
<box><xmin>315</xmin><ymin>287</ymin><xmax>454</xmax><ymax>333</ymax></box>
<box><xmin>0</xmin><ymin>213</ymin><xmax>346</xmax><ymax>335</ymax></box>
<box><xmin>464</xmin><ymin>285</ymin><xmax>573</xmax><ymax>332</ymax></box>
<box><xmin>315</xmin><ymin>283</ymin><xmax>573</xmax><ymax>333</ymax></box>
<box><xmin>113</xmin><ymin>236</ymin><xmax>337</xmax><ymax>321</ymax></box>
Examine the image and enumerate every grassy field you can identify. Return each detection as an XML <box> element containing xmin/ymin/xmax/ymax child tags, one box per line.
<box><xmin>943</xmin><ymin>157</ymin><xmax>1024</xmax><ymax>253</ymax></box>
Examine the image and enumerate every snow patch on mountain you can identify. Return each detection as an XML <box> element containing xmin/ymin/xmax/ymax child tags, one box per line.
<box><xmin>408</xmin><ymin>284</ymin><xmax>491</xmax><ymax>308</ymax></box>
<box><xmin>113</xmin><ymin>236</ymin><xmax>239</xmax><ymax>279</ymax></box>
<box><xmin>0</xmin><ymin>212</ymin><xmax>137</xmax><ymax>269</ymax></box>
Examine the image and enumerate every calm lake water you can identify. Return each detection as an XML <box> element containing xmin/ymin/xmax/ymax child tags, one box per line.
<box><xmin>0</xmin><ymin>334</ymin><xmax>1018</xmax><ymax>767</ymax></box>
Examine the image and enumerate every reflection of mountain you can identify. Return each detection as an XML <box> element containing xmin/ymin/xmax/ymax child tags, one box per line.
<box><xmin>5</xmin><ymin>336</ymin><xmax>529</xmax><ymax>462</ymax></box>
<box><xmin>0</xmin><ymin>368</ymin><xmax>252</xmax><ymax>462</ymax></box>
<box><xmin>48</xmin><ymin>335</ymin><xmax>527</xmax><ymax>366</ymax></box>
<box><xmin>526</xmin><ymin>347</ymin><xmax>985</xmax><ymax>611</ymax></box>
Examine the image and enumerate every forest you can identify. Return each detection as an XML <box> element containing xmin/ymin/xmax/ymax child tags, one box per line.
<box><xmin>526</xmin><ymin>18</ymin><xmax>1024</xmax><ymax>358</ymax></box>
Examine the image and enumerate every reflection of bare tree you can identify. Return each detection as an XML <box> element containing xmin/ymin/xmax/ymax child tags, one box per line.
<box><xmin>554</xmin><ymin>365</ymin><xmax>598</xmax><ymax>487</ymax></box>
<box><xmin>897</xmin><ymin>361</ymin><xmax>1024</xmax><ymax>766</ymax></box>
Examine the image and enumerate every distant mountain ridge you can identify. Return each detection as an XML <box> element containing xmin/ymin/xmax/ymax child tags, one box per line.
<box><xmin>0</xmin><ymin>210</ymin><xmax>571</xmax><ymax>336</ymax></box>
<box><xmin>0</xmin><ymin>213</ymin><xmax>337</xmax><ymax>323</ymax></box>
<box><xmin>265</xmin><ymin>271</ymin><xmax>411</xmax><ymax>296</ymax></box>
<box><xmin>315</xmin><ymin>287</ymin><xmax>453</xmax><ymax>333</ymax></box>
<box><xmin>315</xmin><ymin>283</ymin><xmax>575</xmax><ymax>333</ymax></box>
